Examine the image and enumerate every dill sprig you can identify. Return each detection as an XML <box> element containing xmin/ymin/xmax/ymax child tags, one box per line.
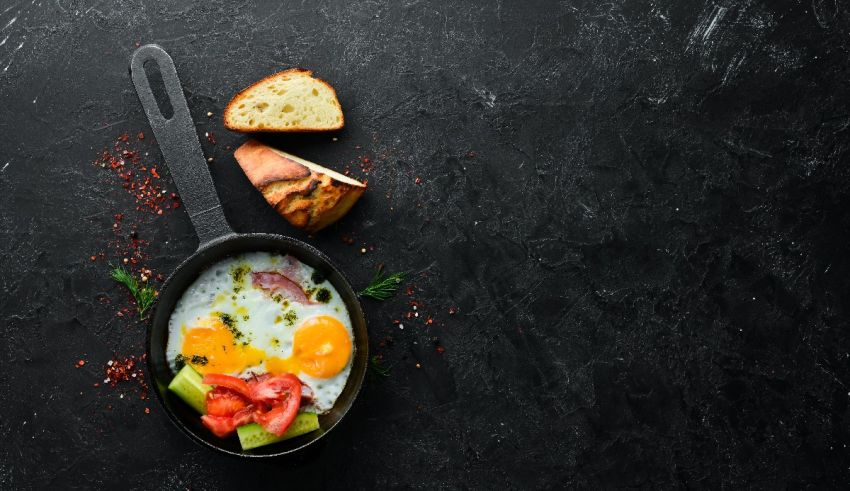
<box><xmin>368</xmin><ymin>355</ymin><xmax>391</xmax><ymax>378</ymax></box>
<box><xmin>111</xmin><ymin>266</ymin><xmax>157</xmax><ymax>318</ymax></box>
<box><xmin>358</xmin><ymin>269</ymin><xmax>407</xmax><ymax>300</ymax></box>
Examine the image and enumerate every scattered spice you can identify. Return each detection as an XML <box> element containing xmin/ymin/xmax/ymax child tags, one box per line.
<box><xmin>94</xmin><ymin>134</ymin><xmax>180</xmax><ymax>215</ymax></box>
<box><xmin>415</xmin><ymin>176</ymin><xmax>422</xmax><ymax>185</ymax></box>
<box><xmin>448</xmin><ymin>307</ymin><xmax>458</xmax><ymax>315</ymax></box>
<box><xmin>206</xmin><ymin>131</ymin><xmax>216</xmax><ymax>145</ymax></box>
<box><xmin>102</xmin><ymin>354</ymin><xmax>149</xmax><ymax>400</ymax></box>
<box><xmin>75</xmin><ymin>359</ymin><xmax>86</xmax><ymax>368</ymax></box>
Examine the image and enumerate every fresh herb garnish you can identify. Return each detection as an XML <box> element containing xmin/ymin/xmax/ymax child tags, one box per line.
<box><xmin>315</xmin><ymin>288</ymin><xmax>331</xmax><ymax>303</ymax></box>
<box><xmin>175</xmin><ymin>353</ymin><xmax>208</xmax><ymax>370</ymax></box>
<box><xmin>359</xmin><ymin>269</ymin><xmax>407</xmax><ymax>300</ymax></box>
<box><xmin>231</xmin><ymin>264</ymin><xmax>250</xmax><ymax>293</ymax></box>
<box><xmin>368</xmin><ymin>355</ymin><xmax>391</xmax><ymax>378</ymax></box>
<box><xmin>190</xmin><ymin>354</ymin><xmax>208</xmax><ymax>366</ymax></box>
<box><xmin>283</xmin><ymin>310</ymin><xmax>298</xmax><ymax>326</ymax></box>
<box><xmin>217</xmin><ymin>312</ymin><xmax>244</xmax><ymax>339</ymax></box>
<box><xmin>111</xmin><ymin>266</ymin><xmax>157</xmax><ymax>318</ymax></box>
<box><xmin>311</xmin><ymin>270</ymin><xmax>327</xmax><ymax>285</ymax></box>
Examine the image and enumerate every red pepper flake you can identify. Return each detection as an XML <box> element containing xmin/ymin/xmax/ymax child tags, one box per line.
<box><xmin>405</xmin><ymin>286</ymin><xmax>414</xmax><ymax>296</ymax></box>
<box><xmin>102</xmin><ymin>354</ymin><xmax>149</xmax><ymax>400</ymax></box>
<box><xmin>415</xmin><ymin>176</ymin><xmax>422</xmax><ymax>185</ymax></box>
<box><xmin>90</xmin><ymin>255</ymin><xmax>97</xmax><ymax>262</ymax></box>
<box><xmin>448</xmin><ymin>307</ymin><xmax>458</xmax><ymax>315</ymax></box>
<box><xmin>137</xmin><ymin>132</ymin><xmax>145</xmax><ymax>140</ymax></box>
<box><xmin>466</xmin><ymin>151</ymin><xmax>476</xmax><ymax>158</ymax></box>
<box><xmin>436</xmin><ymin>346</ymin><xmax>445</xmax><ymax>354</ymax></box>
<box><xmin>206</xmin><ymin>131</ymin><xmax>216</xmax><ymax>145</ymax></box>
<box><xmin>95</xmin><ymin>134</ymin><xmax>177</xmax><ymax>216</ymax></box>
<box><xmin>341</xmin><ymin>234</ymin><xmax>355</xmax><ymax>245</ymax></box>
<box><xmin>75</xmin><ymin>359</ymin><xmax>86</xmax><ymax>368</ymax></box>
<box><xmin>144</xmin><ymin>407</ymin><xmax>151</xmax><ymax>414</ymax></box>
<box><xmin>425</xmin><ymin>316</ymin><xmax>434</xmax><ymax>325</ymax></box>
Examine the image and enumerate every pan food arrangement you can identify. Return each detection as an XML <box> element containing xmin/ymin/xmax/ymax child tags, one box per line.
<box><xmin>130</xmin><ymin>45</ymin><xmax>368</xmax><ymax>457</ymax></box>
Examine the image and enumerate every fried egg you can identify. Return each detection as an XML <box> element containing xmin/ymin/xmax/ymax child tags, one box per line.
<box><xmin>166</xmin><ymin>252</ymin><xmax>353</xmax><ymax>413</ymax></box>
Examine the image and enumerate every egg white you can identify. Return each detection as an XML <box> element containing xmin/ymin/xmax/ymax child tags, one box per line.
<box><xmin>166</xmin><ymin>251</ymin><xmax>353</xmax><ymax>413</ymax></box>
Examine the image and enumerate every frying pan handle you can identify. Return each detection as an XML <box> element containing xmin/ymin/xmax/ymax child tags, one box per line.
<box><xmin>130</xmin><ymin>44</ymin><xmax>234</xmax><ymax>247</ymax></box>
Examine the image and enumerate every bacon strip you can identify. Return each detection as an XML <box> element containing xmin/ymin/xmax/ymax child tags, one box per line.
<box><xmin>251</xmin><ymin>271</ymin><xmax>310</xmax><ymax>303</ymax></box>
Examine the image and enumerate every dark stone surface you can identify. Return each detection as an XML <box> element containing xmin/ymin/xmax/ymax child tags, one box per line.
<box><xmin>2</xmin><ymin>0</ymin><xmax>850</xmax><ymax>488</ymax></box>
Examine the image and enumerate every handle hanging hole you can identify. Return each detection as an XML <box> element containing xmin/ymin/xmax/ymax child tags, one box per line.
<box><xmin>143</xmin><ymin>59</ymin><xmax>174</xmax><ymax>120</ymax></box>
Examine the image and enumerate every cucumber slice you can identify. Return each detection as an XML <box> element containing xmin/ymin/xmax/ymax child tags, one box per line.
<box><xmin>237</xmin><ymin>413</ymin><xmax>320</xmax><ymax>450</ymax></box>
<box><xmin>167</xmin><ymin>365</ymin><xmax>211</xmax><ymax>414</ymax></box>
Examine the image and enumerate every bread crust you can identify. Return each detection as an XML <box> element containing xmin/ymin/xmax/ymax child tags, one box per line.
<box><xmin>223</xmin><ymin>68</ymin><xmax>344</xmax><ymax>133</ymax></box>
<box><xmin>234</xmin><ymin>140</ymin><xmax>365</xmax><ymax>232</ymax></box>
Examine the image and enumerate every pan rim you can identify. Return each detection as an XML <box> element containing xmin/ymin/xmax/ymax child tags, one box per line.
<box><xmin>145</xmin><ymin>232</ymin><xmax>368</xmax><ymax>458</ymax></box>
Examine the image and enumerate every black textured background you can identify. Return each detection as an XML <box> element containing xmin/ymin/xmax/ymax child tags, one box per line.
<box><xmin>2</xmin><ymin>0</ymin><xmax>850</xmax><ymax>488</ymax></box>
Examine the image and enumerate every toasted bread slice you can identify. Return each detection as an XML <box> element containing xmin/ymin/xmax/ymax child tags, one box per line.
<box><xmin>234</xmin><ymin>140</ymin><xmax>365</xmax><ymax>232</ymax></box>
<box><xmin>224</xmin><ymin>69</ymin><xmax>344</xmax><ymax>133</ymax></box>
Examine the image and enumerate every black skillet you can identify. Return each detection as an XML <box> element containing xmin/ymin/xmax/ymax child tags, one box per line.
<box><xmin>130</xmin><ymin>44</ymin><xmax>368</xmax><ymax>457</ymax></box>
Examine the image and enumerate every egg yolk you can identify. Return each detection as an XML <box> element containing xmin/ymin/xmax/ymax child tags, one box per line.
<box><xmin>266</xmin><ymin>315</ymin><xmax>352</xmax><ymax>379</ymax></box>
<box><xmin>181</xmin><ymin>317</ymin><xmax>264</xmax><ymax>374</ymax></box>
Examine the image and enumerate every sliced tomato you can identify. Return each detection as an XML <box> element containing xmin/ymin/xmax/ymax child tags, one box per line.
<box><xmin>201</xmin><ymin>415</ymin><xmax>238</xmax><ymax>438</ymax></box>
<box><xmin>201</xmin><ymin>373</ymin><xmax>303</xmax><ymax>438</ymax></box>
<box><xmin>202</xmin><ymin>374</ymin><xmax>251</xmax><ymax>399</ymax></box>
<box><xmin>232</xmin><ymin>406</ymin><xmax>255</xmax><ymax>427</ymax></box>
<box><xmin>249</xmin><ymin>374</ymin><xmax>302</xmax><ymax>436</ymax></box>
<box><xmin>205</xmin><ymin>387</ymin><xmax>250</xmax><ymax>417</ymax></box>
<box><xmin>254</xmin><ymin>399</ymin><xmax>299</xmax><ymax>437</ymax></box>
<box><xmin>248</xmin><ymin>373</ymin><xmax>302</xmax><ymax>405</ymax></box>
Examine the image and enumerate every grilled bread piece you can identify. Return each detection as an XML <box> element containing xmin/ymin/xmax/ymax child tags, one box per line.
<box><xmin>224</xmin><ymin>69</ymin><xmax>344</xmax><ymax>132</ymax></box>
<box><xmin>234</xmin><ymin>140</ymin><xmax>365</xmax><ymax>232</ymax></box>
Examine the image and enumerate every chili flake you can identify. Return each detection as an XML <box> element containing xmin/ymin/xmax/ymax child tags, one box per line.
<box><xmin>102</xmin><ymin>354</ymin><xmax>149</xmax><ymax>400</ymax></box>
